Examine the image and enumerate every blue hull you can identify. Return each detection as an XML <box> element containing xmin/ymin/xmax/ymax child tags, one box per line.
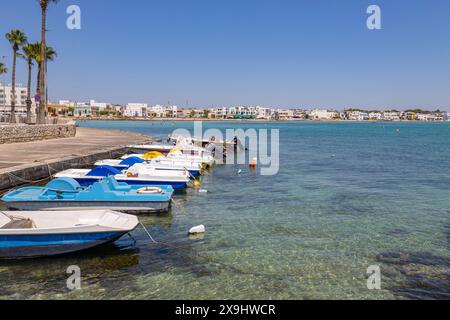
<box><xmin>0</xmin><ymin>231</ymin><xmax>126</xmax><ymax>259</ymax></box>
<box><xmin>109</xmin><ymin>166</ymin><xmax>200</xmax><ymax>178</ymax></box>
<box><xmin>73</xmin><ymin>178</ymin><xmax>188</xmax><ymax>190</ymax></box>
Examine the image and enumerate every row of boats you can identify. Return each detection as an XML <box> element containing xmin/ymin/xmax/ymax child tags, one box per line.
<box><xmin>0</xmin><ymin>137</ymin><xmax>225</xmax><ymax>259</ymax></box>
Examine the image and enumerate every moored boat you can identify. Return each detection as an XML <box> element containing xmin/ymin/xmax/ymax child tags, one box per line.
<box><xmin>54</xmin><ymin>165</ymin><xmax>192</xmax><ymax>190</ymax></box>
<box><xmin>1</xmin><ymin>176</ymin><xmax>174</xmax><ymax>213</ymax></box>
<box><xmin>95</xmin><ymin>157</ymin><xmax>202</xmax><ymax>177</ymax></box>
<box><xmin>0</xmin><ymin>210</ymin><xmax>139</xmax><ymax>259</ymax></box>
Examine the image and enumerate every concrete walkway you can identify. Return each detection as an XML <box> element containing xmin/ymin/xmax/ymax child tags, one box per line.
<box><xmin>0</xmin><ymin>127</ymin><xmax>150</xmax><ymax>170</ymax></box>
<box><xmin>0</xmin><ymin>127</ymin><xmax>152</xmax><ymax>190</ymax></box>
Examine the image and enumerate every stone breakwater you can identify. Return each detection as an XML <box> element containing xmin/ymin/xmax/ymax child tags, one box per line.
<box><xmin>0</xmin><ymin>124</ymin><xmax>76</xmax><ymax>144</ymax></box>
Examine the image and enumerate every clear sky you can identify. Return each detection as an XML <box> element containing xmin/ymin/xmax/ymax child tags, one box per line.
<box><xmin>0</xmin><ymin>0</ymin><xmax>449</xmax><ymax>110</ymax></box>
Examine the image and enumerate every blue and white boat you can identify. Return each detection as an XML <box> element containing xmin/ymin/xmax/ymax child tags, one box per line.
<box><xmin>95</xmin><ymin>157</ymin><xmax>203</xmax><ymax>177</ymax></box>
<box><xmin>0</xmin><ymin>210</ymin><xmax>138</xmax><ymax>259</ymax></box>
<box><xmin>54</xmin><ymin>165</ymin><xmax>192</xmax><ymax>190</ymax></box>
<box><xmin>1</xmin><ymin>176</ymin><xmax>174</xmax><ymax>214</ymax></box>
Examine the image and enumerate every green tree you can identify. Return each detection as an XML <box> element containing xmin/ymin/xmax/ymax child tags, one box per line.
<box><xmin>38</xmin><ymin>0</ymin><xmax>59</xmax><ymax>124</ymax></box>
<box><xmin>5</xmin><ymin>29</ymin><xmax>28</xmax><ymax>123</ymax></box>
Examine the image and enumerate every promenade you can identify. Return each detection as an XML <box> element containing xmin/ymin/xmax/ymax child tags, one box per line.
<box><xmin>0</xmin><ymin>127</ymin><xmax>151</xmax><ymax>190</ymax></box>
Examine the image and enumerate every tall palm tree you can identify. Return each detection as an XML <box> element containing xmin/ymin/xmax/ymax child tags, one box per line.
<box><xmin>32</xmin><ymin>43</ymin><xmax>56</xmax><ymax>120</ymax></box>
<box><xmin>5</xmin><ymin>29</ymin><xmax>27</xmax><ymax>123</ymax></box>
<box><xmin>38</xmin><ymin>0</ymin><xmax>59</xmax><ymax>124</ymax></box>
<box><xmin>22</xmin><ymin>43</ymin><xmax>38</xmax><ymax>123</ymax></box>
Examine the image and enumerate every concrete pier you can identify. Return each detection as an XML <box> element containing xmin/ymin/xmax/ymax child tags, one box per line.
<box><xmin>0</xmin><ymin>127</ymin><xmax>152</xmax><ymax>191</ymax></box>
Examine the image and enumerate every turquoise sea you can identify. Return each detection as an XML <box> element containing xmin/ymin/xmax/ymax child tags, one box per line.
<box><xmin>1</xmin><ymin>120</ymin><xmax>449</xmax><ymax>300</ymax></box>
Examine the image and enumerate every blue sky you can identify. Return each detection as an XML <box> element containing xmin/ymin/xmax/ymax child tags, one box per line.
<box><xmin>0</xmin><ymin>0</ymin><xmax>449</xmax><ymax>109</ymax></box>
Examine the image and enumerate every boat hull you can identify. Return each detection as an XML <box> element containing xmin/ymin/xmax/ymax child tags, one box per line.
<box><xmin>108</xmin><ymin>165</ymin><xmax>201</xmax><ymax>178</ymax></box>
<box><xmin>4</xmin><ymin>200</ymin><xmax>171</xmax><ymax>214</ymax></box>
<box><xmin>0</xmin><ymin>231</ymin><xmax>126</xmax><ymax>259</ymax></box>
<box><xmin>73</xmin><ymin>178</ymin><xmax>188</xmax><ymax>190</ymax></box>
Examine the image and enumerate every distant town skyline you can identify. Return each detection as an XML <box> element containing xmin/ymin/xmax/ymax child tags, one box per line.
<box><xmin>1</xmin><ymin>0</ymin><xmax>450</xmax><ymax>110</ymax></box>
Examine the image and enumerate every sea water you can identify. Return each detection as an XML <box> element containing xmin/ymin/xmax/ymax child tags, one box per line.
<box><xmin>0</xmin><ymin>121</ymin><xmax>449</xmax><ymax>300</ymax></box>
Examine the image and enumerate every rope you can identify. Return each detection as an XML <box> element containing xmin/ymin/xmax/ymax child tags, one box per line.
<box><xmin>139</xmin><ymin>221</ymin><xmax>158</xmax><ymax>243</ymax></box>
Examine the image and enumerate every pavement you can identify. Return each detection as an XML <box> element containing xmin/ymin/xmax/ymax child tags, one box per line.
<box><xmin>0</xmin><ymin>127</ymin><xmax>151</xmax><ymax>171</ymax></box>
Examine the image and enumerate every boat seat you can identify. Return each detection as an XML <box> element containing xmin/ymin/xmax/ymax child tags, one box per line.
<box><xmin>1</xmin><ymin>218</ymin><xmax>36</xmax><ymax>230</ymax></box>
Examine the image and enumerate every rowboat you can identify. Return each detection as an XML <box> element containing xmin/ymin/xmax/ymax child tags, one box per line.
<box><xmin>0</xmin><ymin>210</ymin><xmax>138</xmax><ymax>259</ymax></box>
<box><xmin>54</xmin><ymin>165</ymin><xmax>192</xmax><ymax>190</ymax></box>
<box><xmin>1</xmin><ymin>176</ymin><xmax>174</xmax><ymax>214</ymax></box>
<box><xmin>95</xmin><ymin>157</ymin><xmax>203</xmax><ymax>177</ymax></box>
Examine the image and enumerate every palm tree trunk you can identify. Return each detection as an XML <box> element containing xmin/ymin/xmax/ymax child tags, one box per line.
<box><xmin>36</xmin><ymin>67</ymin><xmax>41</xmax><ymax>120</ymax></box>
<box><xmin>38</xmin><ymin>2</ymin><xmax>47</xmax><ymax>124</ymax></box>
<box><xmin>26</xmin><ymin>58</ymin><xmax>32</xmax><ymax>124</ymax></box>
<box><xmin>10</xmin><ymin>50</ymin><xmax>17</xmax><ymax>124</ymax></box>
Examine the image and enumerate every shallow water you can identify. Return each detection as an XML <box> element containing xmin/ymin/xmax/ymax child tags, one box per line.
<box><xmin>1</xmin><ymin>121</ymin><xmax>449</xmax><ymax>300</ymax></box>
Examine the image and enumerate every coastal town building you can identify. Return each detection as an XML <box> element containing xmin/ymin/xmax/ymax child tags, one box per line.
<box><xmin>124</xmin><ymin>103</ymin><xmax>148</xmax><ymax>117</ymax></box>
<box><xmin>0</xmin><ymin>84</ymin><xmax>35</xmax><ymax>116</ymax></box>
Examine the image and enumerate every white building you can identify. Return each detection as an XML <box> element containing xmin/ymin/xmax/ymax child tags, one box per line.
<box><xmin>124</xmin><ymin>103</ymin><xmax>148</xmax><ymax>117</ymax></box>
<box><xmin>58</xmin><ymin>100</ymin><xmax>76</xmax><ymax>107</ymax></box>
<box><xmin>90</xmin><ymin>100</ymin><xmax>112</xmax><ymax>112</ymax></box>
<box><xmin>0</xmin><ymin>84</ymin><xmax>35</xmax><ymax>116</ymax></box>
<box><xmin>74</xmin><ymin>102</ymin><xmax>92</xmax><ymax>117</ymax></box>
<box><xmin>310</xmin><ymin>109</ymin><xmax>339</xmax><ymax>120</ymax></box>
<box><xmin>256</xmin><ymin>106</ymin><xmax>272</xmax><ymax>119</ymax></box>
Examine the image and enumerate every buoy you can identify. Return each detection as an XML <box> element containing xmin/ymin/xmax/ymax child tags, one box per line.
<box><xmin>198</xmin><ymin>189</ymin><xmax>208</xmax><ymax>193</ymax></box>
<box><xmin>193</xmin><ymin>180</ymin><xmax>201</xmax><ymax>188</ymax></box>
<box><xmin>249</xmin><ymin>157</ymin><xmax>257</xmax><ymax>168</ymax></box>
<box><xmin>237</xmin><ymin>169</ymin><xmax>242</xmax><ymax>175</ymax></box>
<box><xmin>189</xmin><ymin>225</ymin><xmax>205</xmax><ymax>235</ymax></box>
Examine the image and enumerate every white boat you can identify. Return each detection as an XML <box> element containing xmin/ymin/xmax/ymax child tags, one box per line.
<box><xmin>54</xmin><ymin>165</ymin><xmax>192</xmax><ymax>190</ymax></box>
<box><xmin>127</xmin><ymin>144</ymin><xmax>176</xmax><ymax>154</ymax></box>
<box><xmin>0</xmin><ymin>210</ymin><xmax>139</xmax><ymax>259</ymax></box>
<box><xmin>95</xmin><ymin>158</ymin><xmax>202</xmax><ymax>177</ymax></box>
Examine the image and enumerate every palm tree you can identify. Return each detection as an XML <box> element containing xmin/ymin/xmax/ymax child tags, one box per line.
<box><xmin>5</xmin><ymin>29</ymin><xmax>27</xmax><ymax>123</ymax></box>
<box><xmin>38</xmin><ymin>0</ymin><xmax>59</xmax><ymax>124</ymax></box>
<box><xmin>22</xmin><ymin>43</ymin><xmax>39</xmax><ymax>123</ymax></box>
<box><xmin>32</xmin><ymin>43</ymin><xmax>56</xmax><ymax>120</ymax></box>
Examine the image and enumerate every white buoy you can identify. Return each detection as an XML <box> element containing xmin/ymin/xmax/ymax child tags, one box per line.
<box><xmin>198</xmin><ymin>189</ymin><xmax>208</xmax><ymax>193</ymax></box>
<box><xmin>189</xmin><ymin>225</ymin><xmax>205</xmax><ymax>235</ymax></box>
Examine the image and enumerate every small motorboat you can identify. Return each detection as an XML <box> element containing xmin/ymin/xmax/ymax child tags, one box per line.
<box><xmin>54</xmin><ymin>165</ymin><xmax>192</xmax><ymax>190</ymax></box>
<box><xmin>95</xmin><ymin>157</ymin><xmax>203</xmax><ymax>177</ymax></box>
<box><xmin>0</xmin><ymin>210</ymin><xmax>139</xmax><ymax>259</ymax></box>
<box><xmin>127</xmin><ymin>144</ymin><xmax>177</xmax><ymax>155</ymax></box>
<box><xmin>1</xmin><ymin>176</ymin><xmax>174</xmax><ymax>213</ymax></box>
<box><xmin>123</xmin><ymin>150</ymin><xmax>215</xmax><ymax>167</ymax></box>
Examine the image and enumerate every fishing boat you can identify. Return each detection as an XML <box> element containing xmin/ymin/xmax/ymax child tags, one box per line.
<box><xmin>1</xmin><ymin>176</ymin><xmax>174</xmax><ymax>213</ymax></box>
<box><xmin>0</xmin><ymin>210</ymin><xmax>138</xmax><ymax>259</ymax></box>
<box><xmin>54</xmin><ymin>165</ymin><xmax>192</xmax><ymax>190</ymax></box>
<box><xmin>95</xmin><ymin>157</ymin><xmax>203</xmax><ymax>177</ymax></box>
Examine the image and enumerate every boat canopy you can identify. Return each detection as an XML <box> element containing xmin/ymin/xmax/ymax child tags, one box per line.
<box><xmin>45</xmin><ymin>178</ymin><xmax>82</xmax><ymax>192</ymax></box>
<box><xmin>86</xmin><ymin>165</ymin><xmax>122</xmax><ymax>177</ymax></box>
<box><xmin>119</xmin><ymin>156</ymin><xmax>145</xmax><ymax>166</ymax></box>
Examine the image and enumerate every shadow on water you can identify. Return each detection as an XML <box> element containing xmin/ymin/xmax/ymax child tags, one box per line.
<box><xmin>376</xmin><ymin>221</ymin><xmax>450</xmax><ymax>300</ymax></box>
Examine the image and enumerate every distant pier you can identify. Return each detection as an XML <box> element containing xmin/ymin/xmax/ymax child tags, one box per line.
<box><xmin>0</xmin><ymin>127</ymin><xmax>151</xmax><ymax>191</ymax></box>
